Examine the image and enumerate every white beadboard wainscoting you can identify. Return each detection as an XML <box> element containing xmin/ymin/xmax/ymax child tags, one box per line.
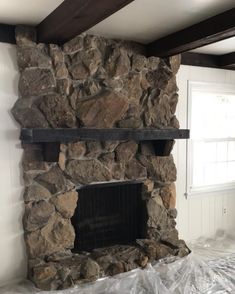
<box><xmin>0</xmin><ymin>43</ymin><xmax>26</xmax><ymax>286</ymax></box>
<box><xmin>175</xmin><ymin>65</ymin><xmax>235</xmax><ymax>241</ymax></box>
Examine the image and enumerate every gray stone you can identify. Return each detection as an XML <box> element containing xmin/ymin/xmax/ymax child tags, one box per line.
<box><xmin>80</xmin><ymin>259</ymin><xmax>100</xmax><ymax>280</ymax></box>
<box><xmin>35</xmin><ymin>166</ymin><xmax>67</xmax><ymax>195</ymax></box>
<box><xmin>77</xmin><ymin>91</ymin><xmax>129</xmax><ymax>128</ymax></box>
<box><xmin>19</xmin><ymin>68</ymin><xmax>56</xmax><ymax>97</ymax></box>
<box><xmin>17</xmin><ymin>47</ymin><xmax>52</xmax><ymax>71</ymax></box>
<box><xmin>11</xmin><ymin>98</ymin><xmax>49</xmax><ymax>128</ymax></box>
<box><xmin>105</xmin><ymin>47</ymin><xmax>130</xmax><ymax>78</ymax></box>
<box><xmin>24</xmin><ymin>200</ymin><xmax>55</xmax><ymax>231</ymax></box>
<box><xmin>51</xmin><ymin>191</ymin><xmax>78</xmax><ymax>218</ymax></box>
<box><xmin>55</xmin><ymin>63</ymin><xmax>69</xmax><ymax>79</ymax></box>
<box><xmin>132</xmin><ymin>54</ymin><xmax>147</xmax><ymax>71</ymax></box>
<box><xmin>15</xmin><ymin>26</ymin><xmax>37</xmax><ymax>47</ymax></box>
<box><xmin>39</xmin><ymin>94</ymin><xmax>77</xmax><ymax>128</ymax></box>
<box><xmin>22</xmin><ymin>144</ymin><xmax>49</xmax><ymax>171</ymax></box>
<box><xmin>57</xmin><ymin>79</ymin><xmax>72</xmax><ymax>96</ymax></box>
<box><xmin>24</xmin><ymin>185</ymin><xmax>51</xmax><ymax>202</ymax></box>
<box><xmin>63</xmin><ymin>35</ymin><xmax>84</xmax><ymax>54</ymax></box>
<box><xmin>49</xmin><ymin>44</ymin><xmax>64</xmax><ymax>66</ymax></box>
<box><xmin>65</xmin><ymin>159</ymin><xmax>112</xmax><ymax>184</ymax></box>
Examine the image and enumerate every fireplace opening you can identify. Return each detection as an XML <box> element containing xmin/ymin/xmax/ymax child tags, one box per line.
<box><xmin>71</xmin><ymin>181</ymin><xmax>147</xmax><ymax>252</ymax></box>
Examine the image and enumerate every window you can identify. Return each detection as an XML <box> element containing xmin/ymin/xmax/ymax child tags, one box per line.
<box><xmin>187</xmin><ymin>82</ymin><xmax>235</xmax><ymax>196</ymax></box>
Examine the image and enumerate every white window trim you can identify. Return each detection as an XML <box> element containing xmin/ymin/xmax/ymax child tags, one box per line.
<box><xmin>185</xmin><ymin>81</ymin><xmax>235</xmax><ymax>198</ymax></box>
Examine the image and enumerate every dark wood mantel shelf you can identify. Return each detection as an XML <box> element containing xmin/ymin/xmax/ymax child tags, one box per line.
<box><xmin>20</xmin><ymin>128</ymin><xmax>190</xmax><ymax>143</ymax></box>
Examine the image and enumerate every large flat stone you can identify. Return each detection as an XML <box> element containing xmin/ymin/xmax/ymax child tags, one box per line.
<box><xmin>65</xmin><ymin>159</ymin><xmax>112</xmax><ymax>184</ymax></box>
<box><xmin>76</xmin><ymin>91</ymin><xmax>128</xmax><ymax>128</ymax></box>
<box><xmin>51</xmin><ymin>191</ymin><xmax>78</xmax><ymax>218</ymax></box>
<box><xmin>35</xmin><ymin>166</ymin><xmax>67</xmax><ymax>195</ymax></box>
<box><xmin>19</xmin><ymin>68</ymin><xmax>56</xmax><ymax>97</ymax></box>
<box><xmin>39</xmin><ymin>94</ymin><xmax>77</xmax><ymax>128</ymax></box>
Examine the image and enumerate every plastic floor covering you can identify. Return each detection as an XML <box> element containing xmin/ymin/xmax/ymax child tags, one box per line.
<box><xmin>1</xmin><ymin>231</ymin><xmax>235</xmax><ymax>294</ymax></box>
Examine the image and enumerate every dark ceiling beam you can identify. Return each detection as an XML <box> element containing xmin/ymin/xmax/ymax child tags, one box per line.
<box><xmin>37</xmin><ymin>0</ymin><xmax>135</xmax><ymax>44</ymax></box>
<box><xmin>0</xmin><ymin>24</ymin><xmax>16</xmax><ymax>44</ymax></box>
<box><xmin>219</xmin><ymin>52</ymin><xmax>235</xmax><ymax>69</ymax></box>
<box><xmin>181</xmin><ymin>52</ymin><xmax>235</xmax><ymax>71</ymax></box>
<box><xmin>181</xmin><ymin>52</ymin><xmax>220</xmax><ymax>69</ymax></box>
<box><xmin>147</xmin><ymin>8</ymin><xmax>235</xmax><ymax>57</ymax></box>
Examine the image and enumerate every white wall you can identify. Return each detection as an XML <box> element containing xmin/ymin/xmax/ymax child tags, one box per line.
<box><xmin>0</xmin><ymin>43</ymin><xmax>26</xmax><ymax>286</ymax></box>
<box><xmin>175</xmin><ymin>65</ymin><xmax>235</xmax><ymax>241</ymax></box>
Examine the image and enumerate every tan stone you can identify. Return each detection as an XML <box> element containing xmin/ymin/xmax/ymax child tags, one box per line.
<box><xmin>33</xmin><ymin>263</ymin><xmax>58</xmax><ymax>290</ymax></box>
<box><xmin>58</xmin><ymin>152</ymin><xmax>66</xmax><ymax>171</ymax></box>
<box><xmin>116</xmin><ymin>141</ymin><xmax>138</xmax><ymax>163</ymax></box>
<box><xmin>67</xmin><ymin>142</ymin><xmax>86</xmax><ymax>159</ymax></box>
<box><xmin>25</xmin><ymin>214</ymin><xmax>75</xmax><ymax>258</ymax></box>
<box><xmin>76</xmin><ymin>91</ymin><xmax>129</xmax><ymax>128</ymax></box>
<box><xmin>52</xmin><ymin>191</ymin><xmax>78</xmax><ymax>218</ymax></box>
<box><xmin>160</xmin><ymin>183</ymin><xmax>176</xmax><ymax>209</ymax></box>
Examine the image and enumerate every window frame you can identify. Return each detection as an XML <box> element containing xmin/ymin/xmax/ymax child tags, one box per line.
<box><xmin>186</xmin><ymin>81</ymin><xmax>235</xmax><ymax>198</ymax></box>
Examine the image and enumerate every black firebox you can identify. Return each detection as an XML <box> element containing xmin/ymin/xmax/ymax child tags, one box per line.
<box><xmin>71</xmin><ymin>181</ymin><xmax>147</xmax><ymax>252</ymax></box>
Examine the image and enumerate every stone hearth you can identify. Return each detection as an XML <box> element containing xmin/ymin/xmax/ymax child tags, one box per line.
<box><xmin>12</xmin><ymin>26</ymin><xmax>190</xmax><ymax>290</ymax></box>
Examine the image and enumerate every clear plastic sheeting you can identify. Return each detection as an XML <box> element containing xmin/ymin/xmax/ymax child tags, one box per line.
<box><xmin>1</xmin><ymin>231</ymin><xmax>235</xmax><ymax>294</ymax></box>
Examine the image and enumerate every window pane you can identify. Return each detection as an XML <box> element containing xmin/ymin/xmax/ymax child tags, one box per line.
<box><xmin>189</xmin><ymin>83</ymin><xmax>235</xmax><ymax>191</ymax></box>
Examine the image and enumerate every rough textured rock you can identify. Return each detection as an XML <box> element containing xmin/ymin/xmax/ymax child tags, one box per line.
<box><xmin>25</xmin><ymin>214</ymin><xmax>75</xmax><ymax>258</ymax></box>
<box><xmin>116</xmin><ymin>141</ymin><xmax>138</xmax><ymax>163</ymax></box>
<box><xmin>11</xmin><ymin>98</ymin><xmax>49</xmax><ymax>128</ymax></box>
<box><xmin>39</xmin><ymin>94</ymin><xmax>77</xmax><ymax>128</ymax></box>
<box><xmin>160</xmin><ymin>183</ymin><xmax>176</xmax><ymax>209</ymax></box>
<box><xmin>24</xmin><ymin>200</ymin><xmax>55</xmax><ymax>231</ymax></box>
<box><xmin>125</xmin><ymin>158</ymin><xmax>147</xmax><ymax>180</ymax></box>
<box><xmin>76</xmin><ymin>91</ymin><xmax>129</xmax><ymax>128</ymax></box>
<box><xmin>51</xmin><ymin>191</ymin><xmax>78</xmax><ymax>218</ymax></box>
<box><xmin>24</xmin><ymin>185</ymin><xmax>51</xmax><ymax>202</ymax></box>
<box><xmin>65</xmin><ymin>159</ymin><xmax>112</xmax><ymax>184</ymax></box>
<box><xmin>22</xmin><ymin>144</ymin><xmax>49</xmax><ymax>171</ymax></box>
<box><xmin>19</xmin><ymin>68</ymin><xmax>56</xmax><ymax>97</ymax></box>
<box><xmin>33</xmin><ymin>263</ymin><xmax>58</xmax><ymax>291</ymax></box>
<box><xmin>81</xmin><ymin>259</ymin><xmax>100</xmax><ymax>280</ymax></box>
<box><xmin>13</xmin><ymin>28</ymin><xmax>188</xmax><ymax>291</ymax></box>
<box><xmin>35</xmin><ymin>166</ymin><xmax>67</xmax><ymax>194</ymax></box>
<box><xmin>67</xmin><ymin>142</ymin><xmax>86</xmax><ymax>159</ymax></box>
<box><xmin>105</xmin><ymin>47</ymin><xmax>130</xmax><ymax>77</ymax></box>
<box><xmin>17</xmin><ymin>47</ymin><xmax>51</xmax><ymax>71</ymax></box>
<box><xmin>15</xmin><ymin>26</ymin><xmax>37</xmax><ymax>47</ymax></box>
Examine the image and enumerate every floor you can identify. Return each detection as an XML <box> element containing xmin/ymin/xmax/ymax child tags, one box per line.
<box><xmin>1</xmin><ymin>231</ymin><xmax>235</xmax><ymax>294</ymax></box>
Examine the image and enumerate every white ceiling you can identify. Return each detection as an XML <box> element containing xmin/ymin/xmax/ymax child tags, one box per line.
<box><xmin>191</xmin><ymin>37</ymin><xmax>235</xmax><ymax>55</ymax></box>
<box><xmin>87</xmin><ymin>0</ymin><xmax>235</xmax><ymax>44</ymax></box>
<box><xmin>0</xmin><ymin>0</ymin><xmax>63</xmax><ymax>25</ymax></box>
<box><xmin>0</xmin><ymin>0</ymin><xmax>234</xmax><ymax>55</ymax></box>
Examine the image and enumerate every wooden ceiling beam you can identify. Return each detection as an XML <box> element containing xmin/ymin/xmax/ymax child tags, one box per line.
<box><xmin>147</xmin><ymin>8</ymin><xmax>235</xmax><ymax>57</ymax></box>
<box><xmin>219</xmin><ymin>52</ymin><xmax>235</xmax><ymax>69</ymax></box>
<box><xmin>0</xmin><ymin>24</ymin><xmax>15</xmax><ymax>44</ymax></box>
<box><xmin>181</xmin><ymin>52</ymin><xmax>235</xmax><ymax>71</ymax></box>
<box><xmin>37</xmin><ymin>0</ymin><xmax>135</xmax><ymax>44</ymax></box>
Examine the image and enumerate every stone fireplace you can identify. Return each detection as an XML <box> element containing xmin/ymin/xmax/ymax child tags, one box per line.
<box><xmin>11</xmin><ymin>26</ymin><xmax>190</xmax><ymax>290</ymax></box>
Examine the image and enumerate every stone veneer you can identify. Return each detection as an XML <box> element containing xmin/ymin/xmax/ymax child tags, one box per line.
<box><xmin>11</xmin><ymin>26</ymin><xmax>190</xmax><ymax>290</ymax></box>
